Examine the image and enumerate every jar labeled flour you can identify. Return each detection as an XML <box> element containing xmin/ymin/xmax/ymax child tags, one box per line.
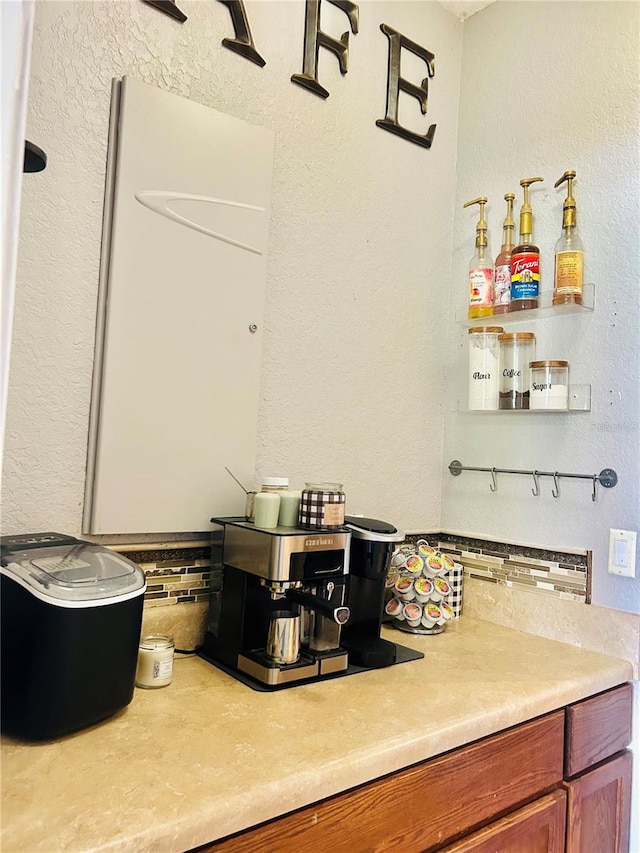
<box><xmin>299</xmin><ymin>483</ymin><xmax>345</xmax><ymax>530</ymax></box>
<box><xmin>468</xmin><ymin>327</ymin><xmax>503</xmax><ymax>411</ymax></box>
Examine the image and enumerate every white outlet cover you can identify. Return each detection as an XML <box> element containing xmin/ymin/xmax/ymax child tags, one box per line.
<box><xmin>608</xmin><ymin>529</ymin><xmax>637</xmax><ymax>578</ymax></box>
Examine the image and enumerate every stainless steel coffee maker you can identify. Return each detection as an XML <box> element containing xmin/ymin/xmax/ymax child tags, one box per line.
<box><xmin>199</xmin><ymin>518</ymin><xmax>351</xmax><ymax>689</ymax></box>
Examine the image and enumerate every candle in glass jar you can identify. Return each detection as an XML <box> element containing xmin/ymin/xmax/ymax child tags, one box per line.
<box><xmin>135</xmin><ymin>635</ymin><xmax>174</xmax><ymax>689</ymax></box>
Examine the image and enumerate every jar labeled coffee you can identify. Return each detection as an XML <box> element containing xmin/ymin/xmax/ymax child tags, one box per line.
<box><xmin>299</xmin><ymin>482</ymin><xmax>345</xmax><ymax>530</ymax></box>
<box><xmin>529</xmin><ymin>360</ymin><xmax>569</xmax><ymax>410</ymax></box>
<box><xmin>499</xmin><ymin>332</ymin><xmax>536</xmax><ymax>409</ymax></box>
<box><xmin>468</xmin><ymin>327</ymin><xmax>503</xmax><ymax>411</ymax></box>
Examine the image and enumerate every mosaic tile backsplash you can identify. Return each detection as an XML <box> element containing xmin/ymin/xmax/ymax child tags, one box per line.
<box><xmin>113</xmin><ymin>531</ymin><xmax>590</xmax><ymax>610</ymax></box>
<box><xmin>112</xmin><ymin>544</ymin><xmax>222</xmax><ymax>608</ymax></box>
<box><xmin>406</xmin><ymin>533</ymin><xmax>590</xmax><ymax>605</ymax></box>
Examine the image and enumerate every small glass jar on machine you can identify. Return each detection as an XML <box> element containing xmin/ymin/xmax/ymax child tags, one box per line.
<box><xmin>499</xmin><ymin>332</ymin><xmax>536</xmax><ymax>409</ymax></box>
<box><xmin>529</xmin><ymin>360</ymin><xmax>570</xmax><ymax>410</ymax></box>
<box><xmin>468</xmin><ymin>327</ymin><xmax>503</xmax><ymax>411</ymax></box>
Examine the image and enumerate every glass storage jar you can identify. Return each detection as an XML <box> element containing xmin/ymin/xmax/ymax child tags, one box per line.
<box><xmin>468</xmin><ymin>327</ymin><xmax>504</xmax><ymax>411</ymax></box>
<box><xmin>529</xmin><ymin>360</ymin><xmax>570</xmax><ymax>410</ymax></box>
<box><xmin>499</xmin><ymin>332</ymin><xmax>536</xmax><ymax>409</ymax></box>
<box><xmin>299</xmin><ymin>482</ymin><xmax>345</xmax><ymax>530</ymax></box>
<box><xmin>135</xmin><ymin>635</ymin><xmax>174</xmax><ymax>689</ymax></box>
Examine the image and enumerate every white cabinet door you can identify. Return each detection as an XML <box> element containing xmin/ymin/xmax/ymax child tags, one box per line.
<box><xmin>85</xmin><ymin>77</ymin><xmax>274</xmax><ymax>534</ymax></box>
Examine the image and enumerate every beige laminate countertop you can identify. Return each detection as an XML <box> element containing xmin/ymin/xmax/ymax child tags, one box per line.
<box><xmin>0</xmin><ymin>617</ymin><xmax>633</xmax><ymax>853</ymax></box>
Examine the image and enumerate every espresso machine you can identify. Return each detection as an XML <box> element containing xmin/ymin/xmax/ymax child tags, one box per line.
<box><xmin>200</xmin><ymin>518</ymin><xmax>352</xmax><ymax>689</ymax></box>
<box><xmin>342</xmin><ymin>516</ymin><xmax>407</xmax><ymax>668</ymax></box>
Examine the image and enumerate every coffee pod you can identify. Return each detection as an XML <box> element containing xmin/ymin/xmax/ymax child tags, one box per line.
<box><xmin>403</xmin><ymin>602</ymin><xmax>422</xmax><ymax>627</ymax></box>
<box><xmin>404</xmin><ymin>554</ymin><xmax>424</xmax><ymax>576</ymax></box>
<box><xmin>440</xmin><ymin>602</ymin><xmax>454</xmax><ymax>621</ymax></box>
<box><xmin>424</xmin><ymin>554</ymin><xmax>444</xmax><ymax>578</ymax></box>
<box><xmin>414</xmin><ymin>577</ymin><xmax>434</xmax><ymax>603</ymax></box>
<box><xmin>385</xmin><ymin>597</ymin><xmax>404</xmax><ymax>620</ymax></box>
<box><xmin>386</xmin><ymin>567</ymin><xmax>400</xmax><ymax>588</ymax></box>
<box><xmin>431</xmin><ymin>576</ymin><xmax>450</xmax><ymax>602</ymax></box>
<box><xmin>391</xmin><ymin>550</ymin><xmax>406</xmax><ymax>568</ymax></box>
<box><xmin>421</xmin><ymin>602</ymin><xmax>441</xmax><ymax>628</ymax></box>
<box><xmin>395</xmin><ymin>576</ymin><xmax>415</xmax><ymax>601</ymax></box>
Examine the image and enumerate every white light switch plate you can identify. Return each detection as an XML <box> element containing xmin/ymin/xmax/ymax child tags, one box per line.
<box><xmin>608</xmin><ymin>529</ymin><xmax>637</xmax><ymax>577</ymax></box>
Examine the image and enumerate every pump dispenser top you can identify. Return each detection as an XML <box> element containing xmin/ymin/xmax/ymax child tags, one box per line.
<box><xmin>553</xmin><ymin>169</ymin><xmax>584</xmax><ymax>305</ymax></box>
<box><xmin>516</xmin><ymin>177</ymin><xmax>544</xmax><ymax>242</ymax></box>
<box><xmin>555</xmin><ymin>170</ymin><xmax>577</xmax><ymax>228</ymax></box>
<box><xmin>464</xmin><ymin>196</ymin><xmax>493</xmax><ymax>319</ymax></box>
<box><xmin>464</xmin><ymin>196</ymin><xmax>489</xmax><ymax>249</ymax></box>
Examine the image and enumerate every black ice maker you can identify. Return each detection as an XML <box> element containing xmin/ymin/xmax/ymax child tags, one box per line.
<box><xmin>0</xmin><ymin>533</ymin><xmax>146</xmax><ymax>740</ymax></box>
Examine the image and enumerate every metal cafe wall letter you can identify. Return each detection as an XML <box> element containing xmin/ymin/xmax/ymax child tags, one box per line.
<box><xmin>291</xmin><ymin>0</ymin><xmax>359</xmax><ymax>99</ymax></box>
<box><xmin>376</xmin><ymin>24</ymin><xmax>436</xmax><ymax>149</ymax></box>
<box><xmin>218</xmin><ymin>0</ymin><xmax>266</xmax><ymax>68</ymax></box>
<box><xmin>141</xmin><ymin>0</ymin><xmax>187</xmax><ymax>23</ymax></box>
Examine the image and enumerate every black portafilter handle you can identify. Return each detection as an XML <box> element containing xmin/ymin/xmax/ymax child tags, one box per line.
<box><xmin>286</xmin><ymin>589</ymin><xmax>350</xmax><ymax>625</ymax></box>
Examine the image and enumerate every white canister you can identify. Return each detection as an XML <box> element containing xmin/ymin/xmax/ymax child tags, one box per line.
<box><xmin>529</xmin><ymin>360</ymin><xmax>569</xmax><ymax>410</ymax></box>
<box><xmin>136</xmin><ymin>635</ymin><xmax>174</xmax><ymax>689</ymax></box>
<box><xmin>468</xmin><ymin>327</ymin><xmax>503</xmax><ymax>411</ymax></box>
<box><xmin>253</xmin><ymin>492</ymin><xmax>281</xmax><ymax>528</ymax></box>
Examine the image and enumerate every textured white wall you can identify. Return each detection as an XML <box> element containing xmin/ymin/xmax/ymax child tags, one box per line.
<box><xmin>2</xmin><ymin>1</ymin><xmax>462</xmax><ymax>534</ymax></box>
<box><xmin>442</xmin><ymin>1</ymin><xmax>640</xmax><ymax>612</ymax></box>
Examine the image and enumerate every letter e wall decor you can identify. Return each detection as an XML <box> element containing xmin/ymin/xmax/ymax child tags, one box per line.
<box><xmin>376</xmin><ymin>23</ymin><xmax>436</xmax><ymax>148</ymax></box>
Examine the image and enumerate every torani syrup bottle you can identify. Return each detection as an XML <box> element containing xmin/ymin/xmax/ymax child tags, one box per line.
<box><xmin>464</xmin><ymin>196</ymin><xmax>493</xmax><ymax>320</ymax></box>
<box><xmin>493</xmin><ymin>193</ymin><xmax>516</xmax><ymax>315</ymax></box>
<box><xmin>510</xmin><ymin>177</ymin><xmax>544</xmax><ymax>312</ymax></box>
<box><xmin>553</xmin><ymin>170</ymin><xmax>584</xmax><ymax>305</ymax></box>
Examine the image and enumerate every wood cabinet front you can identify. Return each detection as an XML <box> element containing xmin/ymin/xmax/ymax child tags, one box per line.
<box><xmin>194</xmin><ymin>685</ymin><xmax>632</xmax><ymax>853</ymax></box>
<box><xmin>201</xmin><ymin>712</ymin><xmax>564</xmax><ymax>853</ymax></box>
<box><xmin>564</xmin><ymin>683</ymin><xmax>633</xmax><ymax>778</ymax></box>
<box><xmin>441</xmin><ymin>790</ymin><xmax>567</xmax><ymax>853</ymax></box>
<box><xmin>565</xmin><ymin>751</ymin><xmax>632</xmax><ymax>853</ymax></box>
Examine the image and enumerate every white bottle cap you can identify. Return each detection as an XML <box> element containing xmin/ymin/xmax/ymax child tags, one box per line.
<box><xmin>262</xmin><ymin>477</ymin><xmax>289</xmax><ymax>487</ymax></box>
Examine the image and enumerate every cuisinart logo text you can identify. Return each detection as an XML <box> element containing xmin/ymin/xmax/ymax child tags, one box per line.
<box><xmin>305</xmin><ymin>537</ymin><xmax>334</xmax><ymax>549</ymax></box>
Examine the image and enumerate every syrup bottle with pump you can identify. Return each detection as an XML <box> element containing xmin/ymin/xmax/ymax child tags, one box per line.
<box><xmin>493</xmin><ymin>193</ymin><xmax>516</xmax><ymax>315</ymax></box>
<box><xmin>553</xmin><ymin>170</ymin><xmax>584</xmax><ymax>305</ymax></box>
<box><xmin>464</xmin><ymin>196</ymin><xmax>493</xmax><ymax>320</ymax></box>
<box><xmin>510</xmin><ymin>177</ymin><xmax>544</xmax><ymax>312</ymax></box>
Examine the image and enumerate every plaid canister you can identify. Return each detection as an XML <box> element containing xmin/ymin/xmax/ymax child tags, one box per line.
<box><xmin>447</xmin><ymin>562</ymin><xmax>464</xmax><ymax>618</ymax></box>
<box><xmin>299</xmin><ymin>482</ymin><xmax>345</xmax><ymax>530</ymax></box>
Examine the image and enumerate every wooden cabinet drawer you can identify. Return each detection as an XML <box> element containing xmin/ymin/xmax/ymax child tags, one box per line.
<box><xmin>565</xmin><ymin>751</ymin><xmax>632</xmax><ymax>853</ymax></box>
<box><xmin>200</xmin><ymin>711</ymin><xmax>564</xmax><ymax>853</ymax></box>
<box><xmin>440</xmin><ymin>790</ymin><xmax>567</xmax><ymax>853</ymax></box>
<box><xmin>564</xmin><ymin>683</ymin><xmax>632</xmax><ymax>778</ymax></box>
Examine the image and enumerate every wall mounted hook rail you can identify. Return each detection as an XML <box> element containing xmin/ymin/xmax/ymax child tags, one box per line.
<box><xmin>448</xmin><ymin>461</ymin><xmax>618</xmax><ymax>501</ymax></box>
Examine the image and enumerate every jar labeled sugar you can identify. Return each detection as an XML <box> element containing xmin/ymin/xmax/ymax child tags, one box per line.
<box><xmin>468</xmin><ymin>327</ymin><xmax>503</xmax><ymax>411</ymax></box>
<box><xmin>529</xmin><ymin>360</ymin><xmax>569</xmax><ymax>410</ymax></box>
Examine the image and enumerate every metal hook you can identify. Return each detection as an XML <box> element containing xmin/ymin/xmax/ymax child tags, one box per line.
<box><xmin>489</xmin><ymin>468</ymin><xmax>498</xmax><ymax>492</ymax></box>
<box><xmin>531</xmin><ymin>470</ymin><xmax>540</xmax><ymax>497</ymax></box>
<box><xmin>551</xmin><ymin>472</ymin><xmax>560</xmax><ymax>499</ymax></box>
<box><xmin>592</xmin><ymin>475</ymin><xmax>598</xmax><ymax>502</ymax></box>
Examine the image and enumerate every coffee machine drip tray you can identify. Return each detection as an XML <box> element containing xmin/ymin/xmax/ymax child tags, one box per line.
<box><xmin>199</xmin><ymin>643</ymin><xmax>422</xmax><ymax>692</ymax></box>
<box><xmin>237</xmin><ymin>649</ymin><xmax>348</xmax><ymax>687</ymax></box>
